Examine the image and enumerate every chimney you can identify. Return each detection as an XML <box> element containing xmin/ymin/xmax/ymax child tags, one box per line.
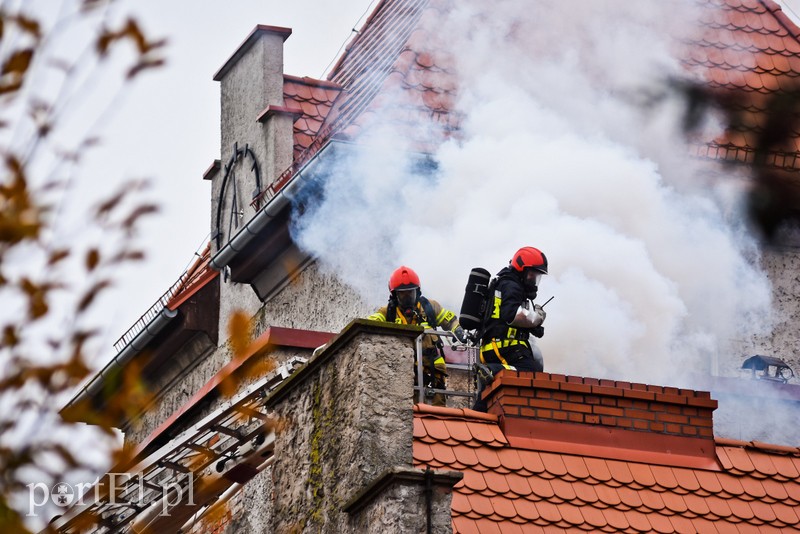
<box><xmin>211</xmin><ymin>25</ymin><xmax>293</xmax><ymax>254</ymax></box>
<box><xmin>482</xmin><ymin>371</ymin><xmax>720</xmax><ymax>469</ymax></box>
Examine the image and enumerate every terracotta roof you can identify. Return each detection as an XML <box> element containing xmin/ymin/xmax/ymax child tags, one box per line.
<box><xmin>280</xmin><ymin>75</ymin><xmax>342</xmax><ymax>162</ymax></box>
<box><xmin>273</xmin><ymin>0</ymin><xmax>800</xmax><ymax>186</ymax></box>
<box><xmin>323</xmin><ymin>0</ymin><xmax>459</xmax><ymax>151</ymax></box>
<box><xmin>686</xmin><ymin>0</ymin><xmax>800</xmax><ymax>172</ymax></box>
<box><xmin>166</xmin><ymin>242</ymin><xmax>218</xmax><ymax>310</ymax></box>
<box><xmin>263</xmin><ymin>0</ymin><xmax>457</xmax><ymax>192</ymax></box>
<box><xmin>413</xmin><ymin>371</ymin><xmax>800</xmax><ymax>533</ymax></box>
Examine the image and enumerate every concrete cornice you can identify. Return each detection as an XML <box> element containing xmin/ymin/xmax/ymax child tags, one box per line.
<box><xmin>265</xmin><ymin>319</ymin><xmax>422</xmax><ymax>407</ymax></box>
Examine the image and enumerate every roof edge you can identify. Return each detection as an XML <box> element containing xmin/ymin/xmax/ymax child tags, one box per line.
<box><xmin>502</xmin><ymin>417</ymin><xmax>721</xmax><ymax>470</ymax></box>
<box><xmin>762</xmin><ymin>0</ymin><xmax>800</xmax><ymax>40</ymax></box>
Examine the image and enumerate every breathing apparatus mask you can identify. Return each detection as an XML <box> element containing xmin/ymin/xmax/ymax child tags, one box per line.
<box><xmin>522</xmin><ymin>269</ymin><xmax>542</xmax><ymax>300</ymax></box>
<box><xmin>393</xmin><ymin>288</ymin><xmax>419</xmax><ymax>317</ymax></box>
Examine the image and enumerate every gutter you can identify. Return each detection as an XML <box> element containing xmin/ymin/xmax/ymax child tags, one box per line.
<box><xmin>209</xmin><ymin>139</ymin><xmax>351</xmax><ymax>272</ymax></box>
<box><xmin>62</xmin><ymin>307</ymin><xmax>178</xmax><ymax>416</ymax></box>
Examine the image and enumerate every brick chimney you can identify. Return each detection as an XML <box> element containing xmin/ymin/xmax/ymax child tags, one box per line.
<box><xmin>482</xmin><ymin>371</ymin><xmax>720</xmax><ymax>469</ymax></box>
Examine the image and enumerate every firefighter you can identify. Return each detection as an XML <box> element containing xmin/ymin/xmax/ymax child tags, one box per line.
<box><xmin>474</xmin><ymin>246</ymin><xmax>548</xmax><ymax>411</ymax></box>
<box><xmin>368</xmin><ymin>266</ymin><xmax>466</xmax><ymax>406</ymax></box>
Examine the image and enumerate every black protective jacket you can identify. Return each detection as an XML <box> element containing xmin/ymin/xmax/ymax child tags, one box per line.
<box><xmin>479</xmin><ymin>266</ymin><xmax>541</xmax><ymax>372</ymax></box>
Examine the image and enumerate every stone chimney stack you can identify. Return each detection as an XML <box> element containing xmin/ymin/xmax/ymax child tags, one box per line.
<box><xmin>211</xmin><ymin>25</ymin><xmax>293</xmax><ymax>255</ymax></box>
<box><xmin>265</xmin><ymin>320</ymin><xmax>462</xmax><ymax>533</ymax></box>
<box><xmin>483</xmin><ymin>371</ymin><xmax>720</xmax><ymax>468</ymax></box>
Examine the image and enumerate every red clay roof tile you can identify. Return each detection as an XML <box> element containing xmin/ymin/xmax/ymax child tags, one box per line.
<box><xmin>685</xmin><ymin>492</ymin><xmax>712</xmax><ymax>516</ymax></box>
<box><xmin>760</xmin><ymin>476</ymin><xmax>789</xmax><ymax>500</ymax></box>
<box><xmin>496</xmin><ymin>447</ymin><xmax>524</xmax><ymax>471</ymax></box>
<box><xmin>461</xmin><ymin>469</ymin><xmax>487</xmax><ymax>493</ymax></box>
<box><xmin>572</xmin><ymin>480</ymin><xmax>600</xmax><ymax>504</ymax></box>
<box><xmin>468</xmin><ymin>519</ymin><xmax>503</xmax><ymax>534</ymax></box>
<box><xmin>579</xmin><ymin>505</ymin><xmax>608</xmax><ymax>529</ymax></box>
<box><xmin>629</xmin><ymin>462</ymin><xmax>657</xmax><ymax>487</ymax></box>
<box><xmin>740</xmin><ymin>475</ymin><xmax>768</xmax><ymax>499</ymax></box>
<box><xmin>625</xmin><ymin>509</ymin><xmax>654</xmax><ymax>532</ymax></box>
<box><xmin>483</xmin><ymin>469</ymin><xmax>511</xmax><ymax>495</ymax></box>
<box><xmin>550</xmin><ymin>477</ymin><xmax>577</xmax><ymax>501</ymax></box>
<box><xmin>517</xmin><ymin>449</ymin><xmax>546</xmax><ymax>474</ymax></box>
<box><xmin>773</xmin><ymin>501</ymin><xmax>800</xmax><ymax>524</ymax></box>
<box><xmin>639</xmin><ymin>490</ymin><xmax>666</xmax><ymax>512</ymax></box>
<box><xmin>729</xmin><ymin>498</ymin><xmax>756</xmax><ymax>521</ymax></box>
<box><xmin>451</xmin><ymin>444</ymin><xmax>480</xmax><ymax>467</ymax></box>
<box><xmin>661</xmin><ymin>491</ymin><xmax>689</xmax><ymax>514</ymax></box>
<box><xmin>595</xmin><ymin>484</ymin><xmax>623</xmax><ymax>507</ymax></box>
<box><xmin>786</xmin><ymin>477</ymin><xmax>800</xmax><ymax>500</ymax></box>
<box><xmin>504</xmin><ymin>472</ymin><xmax>532</xmax><ymax>497</ymax></box>
<box><xmin>749</xmin><ymin>498</ymin><xmax>778</xmax><ymax>523</ymax></box>
<box><xmin>491</xmin><ymin>495</ymin><xmax>518</xmax><ymax>519</ymax></box>
<box><xmin>539</xmin><ymin>452</ymin><xmax>568</xmax><ymax>477</ymax></box>
<box><xmin>616</xmin><ymin>485</ymin><xmax>644</xmax><ymax>508</ymax></box>
<box><xmin>430</xmin><ymin>440</ymin><xmax>458</xmax><ymax>465</ymax></box>
<box><xmin>530</xmin><ymin>479</ymin><xmax>555</xmax><ymax>500</ymax></box>
<box><xmin>647</xmin><ymin>513</ymin><xmax>675</xmax><ymax>534</ymax></box>
<box><xmin>511</xmin><ymin>498</ymin><xmax>540</xmax><ymax>522</ymax></box>
<box><xmin>706</xmin><ymin>495</ymin><xmax>734</xmax><ymax>518</ymax></box>
<box><xmin>584</xmin><ymin>456</ymin><xmax>613</xmax><ymax>482</ymax></box>
<box><xmin>466</xmin><ymin>492</ymin><xmax>494</xmax><ymax>517</ymax></box>
<box><xmin>672</xmin><ymin>468</ymin><xmax>701</xmax><ymax>492</ymax></box>
<box><xmin>718</xmin><ymin>472</ymin><xmax>747</xmax><ymax>495</ymax></box>
<box><xmin>476</xmin><ymin>447</ymin><xmax>502</xmax><ymax>471</ymax></box>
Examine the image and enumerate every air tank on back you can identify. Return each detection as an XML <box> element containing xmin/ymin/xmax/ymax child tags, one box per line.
<box><xmin>459</xmin><ymin>267</ymin><xmax>491</xmax><ymax>331</ymax></box>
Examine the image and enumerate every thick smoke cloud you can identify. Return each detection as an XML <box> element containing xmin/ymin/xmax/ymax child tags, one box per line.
<box><xmin>294</xmin><ymin>1</ymin><xmax>775</xmax><ymax>388</ymax></box>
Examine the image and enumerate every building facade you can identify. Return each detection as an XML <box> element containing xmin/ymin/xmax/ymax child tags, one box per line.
<box><xmin>54</xmin><ymin>1</ymin><xmax>800</xmax><ymax>532</ymax></box>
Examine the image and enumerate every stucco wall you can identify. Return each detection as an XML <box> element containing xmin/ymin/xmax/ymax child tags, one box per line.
<box><xmin>255</xmin><ymin>261</ymin><xmax>372</xmax><ymax>334</ymax></box>
<box><xmin>758</xmin><ymin>245</ymin><xmax>800</xmax><ymax>379</ymax></box>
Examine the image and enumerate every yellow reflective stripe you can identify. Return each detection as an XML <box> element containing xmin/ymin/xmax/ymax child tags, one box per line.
<box><xmin>438</xmin><ymin>309</ymin><xmax>455</xmax><ymax>324</ymax></box>
<box><xmin>368</xmin><ymin>312</ymin><xmax>386</xmax><ymax>321</ymax></box>
<box><xmin>433</xmin><ymin>356</ymin><xmax>445</xmax><ymax>365</ymax></box>
<box><xmin>480</xmin><ymin>339</ymin><xmax>526</xmax><ymax>352</ymax></box>
<box><xmin>491</xmin><ymin>295</ymin><xmax>501</xmax><ymax>319</ymax></box>
<box><xmin>491</xmin><ymin>340</ymin><xmax>513</xmax><ymax>369</ymax></box>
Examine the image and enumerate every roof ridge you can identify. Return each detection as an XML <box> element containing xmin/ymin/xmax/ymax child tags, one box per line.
<box><xmin>716</xmin><ymin>436</ymin><xmax>800</xmax><ymax>455</ymax></box>
<box><xmin>413</xmin><ymin>403</ymin><xmax>499</xmax><ymax>423</ymax></box>
<box><xmin>283</xmin><ymin>74</ymin><xmax>342</xmax><ymax>89</ymax></box>
<box><xmin>760</xmin><ymin>0</ymin><xmax>800</xmax><ymax>39</ymax></box>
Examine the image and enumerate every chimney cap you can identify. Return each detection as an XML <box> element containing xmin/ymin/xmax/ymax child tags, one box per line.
<box><xmin>214</xmin><ymin>24</ymin><xmax>293</xmax><ymax>82</ymax></box>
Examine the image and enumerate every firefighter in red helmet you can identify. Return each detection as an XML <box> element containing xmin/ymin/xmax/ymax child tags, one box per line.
<box><xmin>368</xmin><ymin>266</ymin><xmax>466</xmax><ymax>407</ymax></box>
<box><xmin>473</xmin><ymin>246</ymin><xmax>548</xmax><ymax>411</ymax></box>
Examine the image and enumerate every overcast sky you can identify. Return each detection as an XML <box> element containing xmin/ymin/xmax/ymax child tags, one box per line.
<box><xmin>71</xmin><ymin>0</ymin><xmax>373</xmax><ymax>353</ymax></box>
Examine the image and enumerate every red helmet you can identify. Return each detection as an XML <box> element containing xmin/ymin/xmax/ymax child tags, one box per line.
<box><xmin>388</xmin><ymin>266</ymin><xmax>420</xmax><ymax>291</ymax></box>
<box><xmin>510</xmin><ymin>246</ymin><xmax>548</xmax><ymax>274</ymax></box>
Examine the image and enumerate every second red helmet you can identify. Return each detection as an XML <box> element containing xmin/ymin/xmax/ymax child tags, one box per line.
<box><xmin>510</xmin><ymin>247</ymin><xmax>548</xmax><ymax>274</ymax></box>
<box><xmin>388</xmin><ymin>266</ymin><xmax>420</xmax><ymax>291</ymax></box>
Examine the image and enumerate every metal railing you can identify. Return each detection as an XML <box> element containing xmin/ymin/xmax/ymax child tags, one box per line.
<box><xmin>112</xmin><ymin>267</ymin><xmax>196</xmax><ymax>353</ymax></box>
<box><xmin>413</xmin><ymin>329</ymin><xmax>478</xmax><ymax>405</ymax></box>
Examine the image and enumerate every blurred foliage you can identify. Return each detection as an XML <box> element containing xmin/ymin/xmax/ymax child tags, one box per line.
<box><xmin>673</xmin><ymin>77</ymin><xmax>800</xmax><ymax>242</ymax></box>
<box><xmin>0</xmin><ymin>1</ymin><xmax>165</xmax><ymax>532</ymax></box>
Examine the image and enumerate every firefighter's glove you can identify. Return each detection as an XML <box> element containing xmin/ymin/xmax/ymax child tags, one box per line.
<box><xmin>453</xmin><ymin>326</ymin><xmax>467</xmax><ymax>344</ymax></box>
<box><xmin>533</xmin><ymin>303</ymin><xmax>546</xmax><ymax>323</ymax></box>
<box><xmin>531</xmin><ymin>326</ymin><xmax>545</xmax><ymax>338</ymax></box>
<box><xmin>510</xmin><ymin>300</ymin><xmax>545</xmax><ymax>329</ymax></box>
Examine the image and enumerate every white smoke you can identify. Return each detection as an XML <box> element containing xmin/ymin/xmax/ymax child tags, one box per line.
<box><xmin>294</xmin><ymin>1</ymin><xmax>775</xmax><ymax>387</ymax></box>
